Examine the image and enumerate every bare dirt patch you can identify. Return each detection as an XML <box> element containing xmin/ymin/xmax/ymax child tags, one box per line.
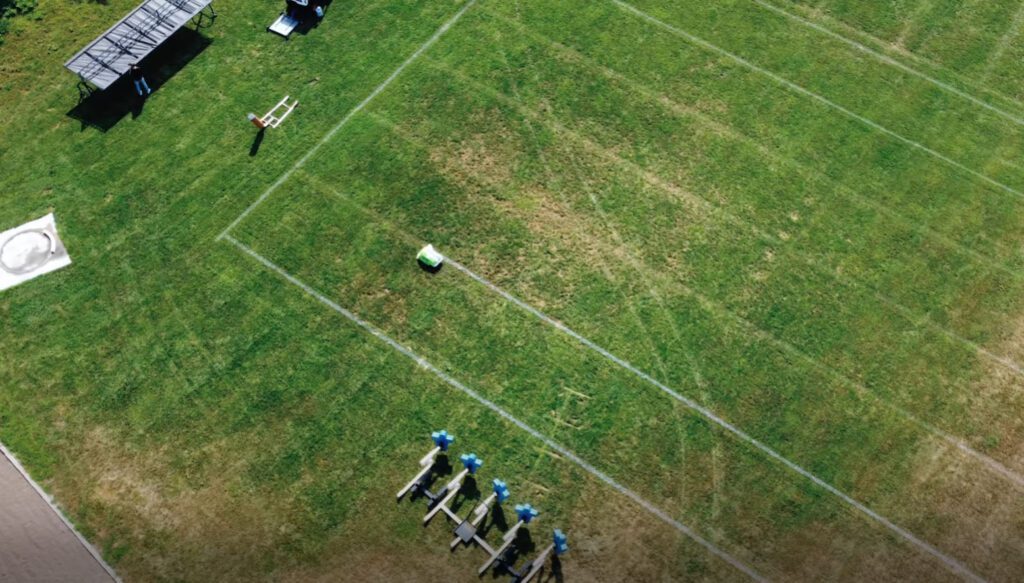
<box><xmin>53</xmin><ymin>427</ymin><xmax>301</xmax><ymax>582</ymax></box>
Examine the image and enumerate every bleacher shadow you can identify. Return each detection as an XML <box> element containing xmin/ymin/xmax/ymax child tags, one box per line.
<box><xmin>67</xmin><ymin>27</ymin><xmax>212</xmax><ymax>132</ymax></box>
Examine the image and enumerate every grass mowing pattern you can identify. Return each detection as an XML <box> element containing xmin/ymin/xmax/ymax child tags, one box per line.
<box><xmin>1</xmin><ymin>0</ymin><xmax>1023</xmax><ymax>580</ymax></box>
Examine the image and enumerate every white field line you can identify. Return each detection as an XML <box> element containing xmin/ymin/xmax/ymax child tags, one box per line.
<box><xmin>870</xmin><ymin>292</ymin><xmax>1024</xmax><ymax>378</ymax></box>
<box><xmin>508</xmin><ymin>82</ymin><xmax>701</xmax><ymax>389</ymax></box>
<box><xmin>484</xmin><ymin>12</ymin><xmax>1023</xmax><ymax>281</ymax></box>
<box><xmin>750</xmin><ymin>0</ymin><xmax>1024</xmax><ymax>127</ymax></box>
<box><xmin>444</xmin><ymin>257</ymin><xmax>986</xmax><ymax>583</ymax></box>
<box><xmin>343</xmin><ymin>106</ymin><xmax>1024</xmax><ymax>492</ymax></box>
<box><xmin>981</xmin><ymin>2</ymin><xmax>1024</xmax><ymax>83</ymax></box>
<box><xmin>0</xmin><ymin>442</ymin><xmax>121</xmax><ymax>583</ymax></box>
<box><xmin>221</xmin><ymin>235</ymin><xmax>766</xmax><ymax>583</ymax></box>
<box><xmin>759</xmin><ymin>1</ymin><xmax>1024</xmax><ymax>112</ymax></box>
<box><xmin>610</xmin><ymin>0</ymin><xmax>1024</xmax><ymax>201</ymax></box>
<box><xmin>216</xmin><ymin>0</ymin><xmax>478</xmax><ymax>241</ymax></box>
<box><xmin>689</xmin><ymin>292</ymin><xmax>1024</xmax><ymax>491</ymax></box>
<box><xmin>432</xmin><ymin>55</ymin><xmax>1024</xmax><ymax>386</ymax></box>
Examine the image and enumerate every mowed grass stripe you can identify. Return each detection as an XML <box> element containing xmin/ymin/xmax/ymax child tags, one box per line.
<box><xmin>474</xmin><ymin>0</ymin><xmax>1024</xmax><ymax>327</ymax></box>
<box><xmin>232</xmin><ymin>175</ymin><xmax>961</xmax><ymax>579</ymax></box>
<box><xmin>778</xmin><ymin>0</ymin><xmax>1024</xmax><ymax>105</ymax></box>
<box><xmin>439</xmin><ymin>256</ymin><xmax>988</xmax><ymax>582</ymax></box>
<box><xmin>404</xmin><ymin>47</ymin><xmax>1024</xmax><ymax>469</ymax></box>
<box><xmin>450</xmin><ymin>3</ymin><xmax>1024</xmax><ymax>399</ymax></box>
<box><xmin>758</xmin><ymin>0</ymin><xmax>1024</xmax><ymax>112</ymax></box>
<box><xmin>483</xmin><ymin>8</ymin><xmax>1024</xmax><ymax>281</ymax></box>
<box><xmin>222</xmin><ymin>234</ymin><xmax>768</xmax><ymax>582</ymax></box>
<box><xmin>442</xmin><ymin>7</ymin><xmax>1024</xmax><ymax>358</ymax></box>
<box><xmin>486</xmin><ymin>2</ymin><xmax>1024</xmax><ymax>271</ymax></box>
<box><xmin>749</xmin><ymin>0</ymin><xmax>1024</xmax><ymax>127</ymax></box>
<box><xmin>617</xmin><ymin>0</ymin><xmax>1024</xmax><ymax>180</ymax></box>
<box><xmin>266</xmin><ymin>20</ymin><xmax>1024</xmax><ymax>569</ymax></box>
<box><xmin>610</xmin><ymin>0</ymin><xmax>1021</xmax><ymax>201</ymax></box>
<box><xmin>360</xmin><ymin>88</ymin><xmax>1024</xmax><ymax>494</ymax></box>
<box><xmin>217</xmin><ymin>0</ymin><xmax>479</xmax><ymax>241</ymax></box>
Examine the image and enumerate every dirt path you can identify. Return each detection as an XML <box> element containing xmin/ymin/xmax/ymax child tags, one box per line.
<box><xmin>0</xmin><ymin>444</ymin><xmax>117</xmax><ymax>583</ymax></box>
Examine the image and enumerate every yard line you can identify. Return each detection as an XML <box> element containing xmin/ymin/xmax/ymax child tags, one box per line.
<box><xmin>750</xmin><ymin>0</ymin><xmax>1024</xmax><ymax>127</ymax></box>
<box><xmin>755</xmin><ymin>1</ymin><xmax>1024</xmax><ymax>112</ymax></box>
<box><xmin>433</xmin><ymin>56</ymin><xmax>1024</xmax><ymax>388</ymax></box>
<box><xmin>981</xmin><ymin>2</ymin><xmax>1024</xmax><ymax>84</ymax></box>
<box><xmin>338</xmin><ymin>107</ymin><xmax>1024</xmax><ymax>492</ymax></box>
<box><xmin>444</xmin><ymin>256</ymin><xmax>987</xmax><ymax>583</ymax></box>
<box><xmin>485</xmin><ymin>11</ymin><xmax>1023</xmax><ymax>280</ymax></box>
<box><xmin>221</xmin><ymin>235</ymin><xmax>766</xmax><ymax>583</ymax></box>
<box><xmin>609</xmin><ymin>0</ymin><xmax>1024</xmax><ymax>201</ymax></box>
<box><xmin>216</xmin><ymin>0</ymin><xmax>478</xmax><ymax>241</ymax></box>
<box><xmin>681</xmin><ymin>288</ymin><xmax>1024</xmax><ymax>491</ymax></box>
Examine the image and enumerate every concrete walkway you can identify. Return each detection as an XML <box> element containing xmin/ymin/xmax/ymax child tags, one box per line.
<box><xmin>0</xmin><ymin>444</ymin><xmax>117</xmax><ymax>583</ymax></box>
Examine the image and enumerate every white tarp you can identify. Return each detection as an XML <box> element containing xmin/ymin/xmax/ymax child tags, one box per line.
<box><xmin>0</xmin><ymin>214</ymin><xmax>72</xmax><ymax>292</ymax></box>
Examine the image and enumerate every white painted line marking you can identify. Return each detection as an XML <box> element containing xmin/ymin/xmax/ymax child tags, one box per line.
<box><xmin>0</xmin><ymin>442</ymin><xmax>121</xmax><ymax>583</ymax></box>
<box><xmin>432</xmin><ymin>51</ymin><xmax>1024</xmax><ymax>386</ymax></box>
<box><xmin>751</xmin><ymin>0</ymin><xmax>1024</xmax><ymax>127</ymax></box>
<box><xmin>483</xmin><ymin>11</ymin><xmax>1021</xmax><ymax>282</ymax></box>
<box><xmin>444</xmin><ymin>257</ymin><xmax>986</xmax><ymax>583</ymax></box>
<box><xmin>221</xmin><ymin>235</ymin><xmax>767</xmax><ymax>582</ymax></box>
<box><xmin>217</xmin><ymin>0</ymin><xmax>479</xmax><ymax>241</ymax></box>
<box><xmin>311</xmin><ymin>113</ymin><xmax>1024</xmax><ymax>493</ymax></box>
<box><xmin>610</xmin><ymin>0</ymin><xmax>1024</xmax><ymax>201</ymax></box>
<box><xmin>752</xmin><ymin>1</ymin><xmax>1024</xmax><ymax>111</ymax></box>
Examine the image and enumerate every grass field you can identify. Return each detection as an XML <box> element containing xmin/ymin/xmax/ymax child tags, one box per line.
<box><xmin>2</xmin><ymin>0</ymin><xmax>1024</xmax><ymax>580</ymax></box>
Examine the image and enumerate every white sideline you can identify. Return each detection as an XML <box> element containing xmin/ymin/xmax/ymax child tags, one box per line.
<box><xmin>752</xmin><ymin>1</ymin><xmax>1024</xmax><ymax>112</ymax></box>
<box><xmin>431</xmin><ymin>49</ymin><xmax>1024</xmax><ymax>390</ymax></box>
<box><xmin>0</xmin><ymin>442</ymin><xmax>121</xmax><ymax>583</ymax></box>
<box><xmin>221</xmin><ymin>235</ymin><xmax>766</xmax><ymax>582</ymax></box>
<box><xmin>216</xmin><ymin>0</ymin><xmax>478</xmax><ymax>241</ymax></box>
<box><xmin>610</xmin><ymin>0</ymin><xmax>1024</xmax><ymax>202</ymax></box>
<box><xmin>307</xmin><ymin>158</ymin><xmax>1024</xmax><ymax>493</ymax></box>
<box><xmin>750</xmin><ymin>0</ymin><xmax>1024</xmax><ymax>127</ymax></box>
<box><xmin>443</xmin><ymin>258</ymin><xmax>986</xmax><ymax>583</ymax></box>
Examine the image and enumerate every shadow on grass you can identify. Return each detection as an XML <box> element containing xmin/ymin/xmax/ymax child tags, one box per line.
<box><xmin>249</xmin><ymin>128</ymin><xmax>266</xmax><ymax>156</ymax></box>
<box><xmin>67</xmin><ymin>27</ymin><xmax>212</xmax><ymax>132</ymax></box>
<box><xmin>489</xmin><ymin>528</ymin><xmax>536</xmax><ymax>579</ymax></box>
<box><xmin>279</xmin><ymin>0</ymin><xmax>335</xmax><ymax>38</ymax></box>
<box><xmin>405</xmin><ymin>454</ymin><xmax>453</xmax><ymax>505</ymax></box>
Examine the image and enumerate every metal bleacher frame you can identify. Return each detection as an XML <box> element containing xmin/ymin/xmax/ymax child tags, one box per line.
<box><xmin>65</xmin><ymin>0</ymin><xmax>217</xmax><ymax>96</ymax></box>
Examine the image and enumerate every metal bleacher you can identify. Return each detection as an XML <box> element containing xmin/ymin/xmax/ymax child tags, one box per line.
<box><xmin>65</xmin><ymin>0</ymin><xmax>215</xmax><ymax>90</ymax></box>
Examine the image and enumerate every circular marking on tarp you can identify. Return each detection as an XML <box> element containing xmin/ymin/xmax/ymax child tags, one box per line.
<box><xmin>0</xmin><ymin>230</ymin><xmax>55</xmax><ymax>275</ymax></box>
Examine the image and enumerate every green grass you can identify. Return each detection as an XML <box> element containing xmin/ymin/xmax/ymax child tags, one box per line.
<box><xmin>1</xmin><ymin>0</ymin><xmax>1024</xmax><ymax>581</ymax></box>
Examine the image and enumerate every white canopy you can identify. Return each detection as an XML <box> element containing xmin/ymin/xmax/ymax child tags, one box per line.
<box><xmin>65</xmin><ymin>0</ymin><xmax>213</xmax><ymax>90</ymax></box>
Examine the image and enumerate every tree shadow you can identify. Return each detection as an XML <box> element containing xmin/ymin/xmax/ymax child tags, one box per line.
<box><xmin>66</xmin><ymin>27</ymin><xmax>212</xmax><ymax>132</ymax></box>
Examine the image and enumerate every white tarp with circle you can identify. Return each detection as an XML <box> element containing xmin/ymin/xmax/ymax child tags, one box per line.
<box><xmin>0</xmin><ymin>214</ymin><xmax>72</xmax><ymax>292</ymax></box>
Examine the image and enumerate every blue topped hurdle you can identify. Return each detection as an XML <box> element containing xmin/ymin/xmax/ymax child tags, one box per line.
<box><xmin>396</xmin><ymin>430</ymin><xmax>455</xmax><ymax>501</ymax></box>
<box><xmin>478</xmin><ymin>503</ymin><xmax>540</xmax><ymax>575</ymax></box>
<box><xmin>515</xmin><ymin>529</ymin><xmax>570</xmax><ymax>582</ymax></box>
<box><xmin>398</xmin><ymin>430</ymin><xmax>569</xmax><ymax>580</ymax></box>
<box><xmin>423</xmin><ymin>450</ymin><xmax>484</xmax><ymax>524</ymax></box>
<box><xmin>450</xmin><ymin>478</ymin><xmax>513</xmax><ymax>550</ymax></box>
